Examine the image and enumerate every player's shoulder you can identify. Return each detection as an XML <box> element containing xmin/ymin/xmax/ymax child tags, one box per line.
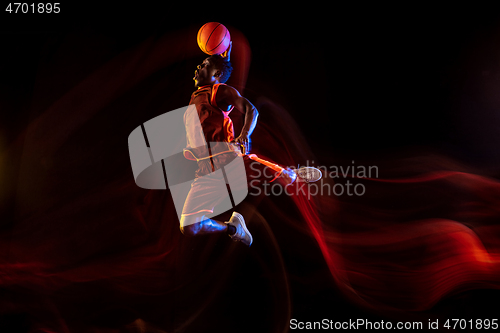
<box><xmin>216</xmin><ymin>83</ymin><xmax>241</xmax><ymax>96</ymax></box>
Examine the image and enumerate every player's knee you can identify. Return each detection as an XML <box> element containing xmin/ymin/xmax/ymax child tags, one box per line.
<box><xmin>180</xmin><ymin>223</ymin><xmax>200</xmax><ymax>237</ymax></box>
<box><xmin>180</xmin><ymin>215</ymin><xmax>199</xmax><ymax>237</ymax></box>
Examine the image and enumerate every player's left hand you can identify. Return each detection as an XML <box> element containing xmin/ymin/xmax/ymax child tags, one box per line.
<box><xmin>234</xmin><ymin>133</ymin><xmax>250</xmax><ymax>155</ymax></box>
<box><xmin>221</xmin><ymin>41</ymin><xmax>232</xmax><ymax>61</ymax></box>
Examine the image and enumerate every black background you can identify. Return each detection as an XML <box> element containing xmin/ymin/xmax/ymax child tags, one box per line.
<box><xmin>2</xmin><ymin>3</ymin><xmax>500</xmax><ymax>332</ymax></box>
<box><xmin>3</xmin><ymin>5</ymin><xmax>500</xmax><ymax>164</ymax></box>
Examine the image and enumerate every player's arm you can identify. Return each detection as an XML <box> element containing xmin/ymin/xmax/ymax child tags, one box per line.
<box><xmin>216</xmin><ymin>85</ymin><xmax>259</xmax><ymax>153</ymax></box>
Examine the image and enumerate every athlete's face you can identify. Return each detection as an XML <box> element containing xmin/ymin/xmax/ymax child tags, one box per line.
<box><xmin>193</xmin><ymin>58</ymin><xmax>220</xmax><ymax>87</ymax></box>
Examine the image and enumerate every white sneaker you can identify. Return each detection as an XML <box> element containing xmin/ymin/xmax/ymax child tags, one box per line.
<box><xmin>226</xmin><ymin>212</ymin><xmax>253</xmax><ymax>246</ymax></box>
<box><xmin>295</xmin><ymin>166</ymin><xmax>322</xmax><ymax>183</ymax></box>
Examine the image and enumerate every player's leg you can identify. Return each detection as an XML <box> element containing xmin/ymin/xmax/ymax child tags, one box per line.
<box><xmin>180</xmin><ymin>214</ymin><xmax>227</xmax><ymax>236</ymax></box>
<box><xmin>246</xmin><ymin>154</ymin><xmax>322</xmax><ymax>185</ymax></box>
<box><xmin>180</xmin><ymin>212</ymin><xmax>253</xmax><ymax>246</ymax></box>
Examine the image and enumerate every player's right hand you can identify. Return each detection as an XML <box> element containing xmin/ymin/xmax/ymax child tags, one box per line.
<box><xmin>234</xmin><ymin>133</ymin><xmax>250</xmax><ymax>155</ymax></box>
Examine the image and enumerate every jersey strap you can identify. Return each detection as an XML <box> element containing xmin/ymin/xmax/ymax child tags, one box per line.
<box><xmin>211</xmin><ymin>83</ymin><xmax>235</xmax><ymax>142</ymax></box>
<box><xmin>211</xmin><ymin>83</ymin><xmax>234</xmax><ymax>112</ymax></box>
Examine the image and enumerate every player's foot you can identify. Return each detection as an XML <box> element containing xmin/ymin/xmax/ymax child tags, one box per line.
<box><xmin>226</xmin><ymin>212</ymin><xmax>253</xmax><ymax>246</ymax></box>
<box><xmin>280</xmin><ymin>168</ymin><xmax>297</xmax><ymax>185</ymax></box>
<box><xmin>295</xmin><ymin>166</ymin><xmax>322</xmax><ymax>183</ymax></box>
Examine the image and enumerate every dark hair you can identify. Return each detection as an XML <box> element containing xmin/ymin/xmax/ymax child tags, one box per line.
<box><xmin>208</xmin><ymin>54</ymin><xmax>233</xmax><ymax>83</ymax></box>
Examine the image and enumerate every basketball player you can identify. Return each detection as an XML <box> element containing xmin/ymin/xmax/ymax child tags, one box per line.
<box><xmin>180</xmin><ymin>44</ymin><xmax>319</xmax><ymax>246</ymax></box>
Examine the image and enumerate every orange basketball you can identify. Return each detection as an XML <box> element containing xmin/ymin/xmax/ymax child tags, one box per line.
<box><xmin>197</xmin><ymin>22</ymin><xmax>231</xmax><ymax>55</ymax></box>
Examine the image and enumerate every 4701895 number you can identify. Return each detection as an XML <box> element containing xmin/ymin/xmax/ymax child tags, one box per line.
<box><xmin>444</xmin><ymin>319</ymin><xmax>498</xmax><ymax>330</ymax></box>
<box><xmin>6</xmin><ymin>3</ymin><xmax>60</xmax><ymax>13</ymax></box>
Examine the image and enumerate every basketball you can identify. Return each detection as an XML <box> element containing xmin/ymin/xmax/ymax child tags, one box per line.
<box><xmin>197</xmin><ymin>22</ymin><xmax>231</xmax><ymax>55</ymax></box>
